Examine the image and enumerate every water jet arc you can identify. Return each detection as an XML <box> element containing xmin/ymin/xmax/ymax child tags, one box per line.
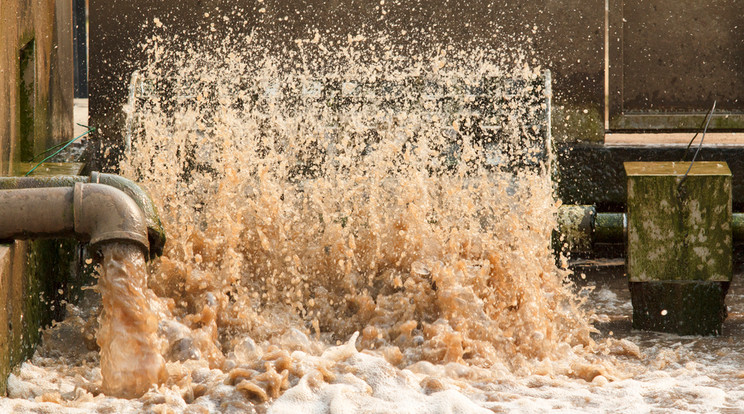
<box><xmin>0</xmin><ymin>172</ymin><xmax>164</xmax><ymax>258</ymax></box>
<box><xmin>0</xmin><ymin>183</ymin><xmax>150</xmax><ymax>258</ymax></box>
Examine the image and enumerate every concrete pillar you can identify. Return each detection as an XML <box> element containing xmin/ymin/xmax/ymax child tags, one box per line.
<box><xmin>625</xmin><ymin>161</ymin><xmax>732</xmax><ymax>335</ymax></box>
<box><xmin>0</xmin><ymin>0</ymin><xmax>73</xmax><ymax>174</ymax></box>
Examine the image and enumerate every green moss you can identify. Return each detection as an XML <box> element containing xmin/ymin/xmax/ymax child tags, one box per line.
<box><xmin>18</xmin><ymin>40</ymin><xmax>35</xmax><ymax>162</ymax></box>
<box><xmin>1</xmin><ymin>238</ymin><xmax>92</xmax><ymax>392</ymax></box>
<box><xmin>714</xmin><ymin>117</ymin><xmax>744</xmax><ymax>129</ymax></box>
<box><xmin>10</xmin><ymin>162</ymin><xmax>86</xmax><ymax>177</ymax></box>
<box><xmin>20</xmin><ymin>240</ymin><xmax>77</xmax><ymax>360</ymax></box>
<box><xmin>626</xmin><ymin>161</ymin><xmax>732</xmax><ymax>282</ymax></box>
<box><xmin>625</xmin><ymin>161</ymin><xmax>732</xmax><ymax>335</ymax></box>
<box><xmin>610</xmin><ymin>113</ymin><xmax>744</xmax><ymax>131</ymax></box>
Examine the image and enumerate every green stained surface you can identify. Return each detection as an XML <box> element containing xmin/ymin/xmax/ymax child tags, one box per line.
<box><xmin>594</xmin><ymin>213</ymin><xmax>625</xmax><ymax>243</ymax></box>
<box><xmin>625</xmin><ymin>161</ymin><xmax>732</xmax><ymax>283</ymax></box>
<box><xmin>554</xmin><ymin>205</ymin><xmax>595</xmax><ymax>254</ymax></box>
<box><xmin>10</xmin><ymin>162</ymin><xmax>85</xmax><ymax>177</ymax></box>
<box><xmin>610</xmin><ymin>114</ymin><xmax>744</xmax><ymax>131</ymax></box>
<box><xmin>733</xmin><ymin>213</ymin><xmax>744</xmax><ymax>243</ymax></box>
<box><xmin>18</xmin><ymin>40</ymin><xmax>35</xmax><ymax>162</ymax></box>
<box><xmin>551</xmin><ymin>105</ymin><xmax>604</xmax><ymax>143</ymax></box>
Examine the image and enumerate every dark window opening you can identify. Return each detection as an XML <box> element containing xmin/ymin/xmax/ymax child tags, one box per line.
<box><xmin>19</xmin><ymin>39</ymin><xmax>35</xmax><ymax>161</ymax></box>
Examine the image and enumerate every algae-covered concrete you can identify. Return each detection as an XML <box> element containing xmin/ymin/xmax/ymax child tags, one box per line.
<box><xmin>625</xmin><ymin>161</ymin><xmax>732</xmax><ymax>335</ymax></box>
<box><xmin>626</xmin><ymin>161</ymin><xmax>732</xmax><ymax>282</ymax></box>
<box><xmin>0</xmin><ymin>0</ymin><xmax>83</xmax><ymax>394</ymax></box>
<box><xmin>0</xmin><ymin>0</ymin><xmax>74</xmax><ymax>175</ymax></box>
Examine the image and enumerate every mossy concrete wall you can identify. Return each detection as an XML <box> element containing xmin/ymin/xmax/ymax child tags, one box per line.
<box><xmin>625</xmin><ymin>161</ymin><xmax>732</xmax><ymax>335</ymax></box>
<box><xmin>0</xmin><ymin>0</ymin><xmax>74</xmax><ymax>174</ymax></box>
<box><xmin>0</xmin><ymin>239</ymin><xmax>83</xmax><ymax>394</ymax></box>
<box><xmin>0</xmin><ymin>1</ymin><xmax>76</xmax><ymax>392</ymax></box>
<box><xmin>626</xmin><ymin>162</ymin><xmax>732</xmax><ymax>282</ymax></box>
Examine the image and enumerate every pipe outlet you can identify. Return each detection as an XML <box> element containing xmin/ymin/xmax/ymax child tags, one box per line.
<box><xmin>0</xmin><ymin>172</ymin><xmax>165</xmax><ymax>258</ymax></box>
<box><xmin>74</xmin><ymin>182</ymin><xmax>150</xmax><ymax>257</ymax></box>
<box><xmin>90</xmin><ymin>172</ymin><xmax>165</xmax><ymax>257</ymax></box>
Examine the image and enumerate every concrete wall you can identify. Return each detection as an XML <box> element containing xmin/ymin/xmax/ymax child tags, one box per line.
<box><xmin>88</xmin><ymin>0</ymin><xmax>606</xmax><ymax>169</ymax></box>
<box><xmin>0</xmin><ymin>238</ymin><xmax>84</xmax><ymax>393</ymax></box>
<box><xmin>0</xmin><ymin>0</ymin><xmax>74</xmax><ymax>175</ymax></box>
<box><xmin>0</xmin><ymin>0</ymin><xmax>76</xmax><ymax>393</ymax></box>
<box><xmin>88</xmin><ymin>1</ymin><xmax>744</xmax><ymax>207</ymax></box>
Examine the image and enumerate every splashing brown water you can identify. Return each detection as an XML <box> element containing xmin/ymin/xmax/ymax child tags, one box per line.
<box><xmin>2</xmin><ymin>29</ymin><xmax>643</xmax><ymax>412</ymax></box>
<box><xmin>6</xmin><ymin>24</ymin><xmax>744</xmax><ymax>414</ymax></box>
<box><xmin>119</xmin><ymin>28</ymin><xmax>602</xmax><ymax>397</ymax></box>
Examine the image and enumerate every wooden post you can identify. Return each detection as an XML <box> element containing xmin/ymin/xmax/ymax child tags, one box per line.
<box><xmin>625</xmin><ymin>161</ymin><xmax>732</xmax><ymax>335</ymax></box>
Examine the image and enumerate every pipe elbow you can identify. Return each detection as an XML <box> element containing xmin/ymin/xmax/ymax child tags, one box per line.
<box><xmin>74</xmin><ymin>183</ymin><xmax>150</xmax><ymax>258</ymax></box>
<box><xmin>90</xmin><ymin>172</ymin><xmax>166</xmax><ymax>258</ymax></box>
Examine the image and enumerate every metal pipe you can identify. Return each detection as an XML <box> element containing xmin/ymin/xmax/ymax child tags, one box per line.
<box><xmin>554</xmin><ymin>205</ymin><xmax>596</xmax><ymax>253</ymax></box>
<box><xmin>0</xmin><ymin>172</ymin><xmax>165</xmax><ymax>258</ymax></box>
<box><xmin>594</xmin><ymin>212</ymin><xmax>626</xmax><ymax>244</ymax></box>
<box><xmin>90</xmin><ymin>172</ymin><xmax>165</xmax><ymax>257</ymax></box>
<box><xmin>733</xmin><ymin>213</ymin><xmax>744</xmax><ymax>243</ymax></box>
<box><xmin>555</xmin><ymin>206</ymin><xmax>627</xmax><ymax>254</ymax></box>
<box><xmin>557</xmin><ymin>206</ymin><xmax>744</xmax><ymax>254</ymax></box>
<box><xmin>0</xmin><ymin>183</ymin><xmax>149</xmax><ymax>258</ymax></box>
<box><xmin>73</xmin><ymin>183</ymin><xmax>149</xmax><ymax>255</ymax></box>
<box><xmin>0</xmin><ymin>187</ymin><xmax>75</xmax><ymax>239</ymax></box>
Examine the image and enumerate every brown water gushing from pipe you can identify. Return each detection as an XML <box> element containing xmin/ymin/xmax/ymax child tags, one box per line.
<box><xmin>96</xmin><ymin>243</ymin><xmax>166</xmax><ymax>398</ymax></box>
<box><xmin>0</xmin><ymin>183</ymin><xmax>159</xmax><ymax>398</ymax></box>
<box><xmin>5</xmin><ymin>20</ymin><xmax>744</xmax><ymax>414</ymax></box>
